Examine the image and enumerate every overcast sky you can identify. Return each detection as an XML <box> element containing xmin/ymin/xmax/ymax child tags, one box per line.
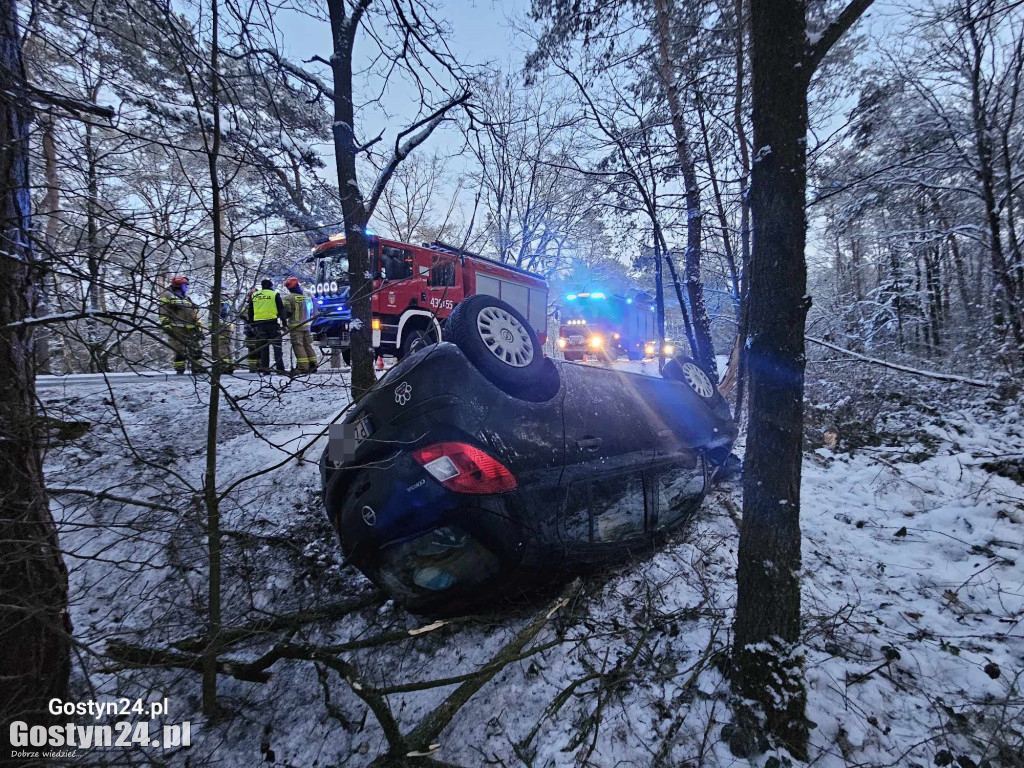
<box><xmin>270</xmin><ymin>0</ymin><xmax>534</xmax><ymax>232</ymax></box>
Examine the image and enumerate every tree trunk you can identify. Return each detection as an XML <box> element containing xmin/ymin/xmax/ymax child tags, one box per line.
<box><xmin>34</xmin><ymin>113</ymin><xmax>61</xmax><ymax>375</ymax></box>
<box><xmin>730</xmin><ymin>0</ymin><xmax>810</xmax><ymax>755</ymax></box>
<box><xmin>201</xmin><ymin>0</ymin><xmax>224</xmax><ymax>718</ymax></box>
<box><xmin>327</xmin><ymin>0</ymin><xmax>375</xmax><ymax>400</ymax></box>
<box><xmin>652</xmin><ymin>0</ymin><xmax>717</xmax><ymax>380</ymax></box>
<box><xmin>0</xmin><ymin>0</ymin><xmax>71</xmax><ymax>734</ymax></box>
<box><xmin>83</xmin><ymin>106</ymin><xmax>107</xmax><ymax>373</ymax></box>
<box><xmin>966</xmin><ymin>5</ymin><xmax>1023</xmax><ymax>345</ymax></box>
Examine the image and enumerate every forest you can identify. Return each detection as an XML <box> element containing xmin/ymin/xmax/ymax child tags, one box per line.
<box><xmin>1</xmin><ymin>0</ymin><xmax>1022</xmax><ymax>765</ymax></box>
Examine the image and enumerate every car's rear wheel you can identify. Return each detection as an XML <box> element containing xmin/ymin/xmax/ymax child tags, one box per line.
<box><xmin>447</xmin><ymin>295</ymin><xmax>544</xmax><ymax>392</ymax></box>
<box><xmin>664</xmin><ymin>356</ymin><xmax>727</xmax><ymax>408</ymax></box>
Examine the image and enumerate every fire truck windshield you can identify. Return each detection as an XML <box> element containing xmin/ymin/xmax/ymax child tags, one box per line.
<box><xmin>316</xmin><ymin>247</ymin><xmax>350</xmax><ymax>285</ymax></box>
<box><xmin>564</xmin><ymin>296</ymin><xmax>618</xmax><ymax>325</ymax></box>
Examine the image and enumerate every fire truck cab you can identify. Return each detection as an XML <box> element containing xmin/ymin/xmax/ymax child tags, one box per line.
<box><xmin>308</xmin><ymin>234</ymin><xmax>549</xmax><ymax>360</ymax></box>
<box><xmin>557</xmin><ymin>291</ymin><xmax>657</xmax><ymax>361</ymax></box>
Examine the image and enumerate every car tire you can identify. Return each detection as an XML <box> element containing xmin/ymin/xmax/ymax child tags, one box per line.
<box><xmin>664</xmin><ymin>356</ymin><xmax>728</xmax><ymax>410</ymax></box>
<box><xmin>342</xmin><ymin>348</ymin><xmax>351</xmax><ymax>366</ymax></box>
<box><xmin>400</xmin><ymin>325</ymin><xmax>438</xmax><ymax>359</ymax></box>
<box><xmin>447</xmin><ymin>295</ymin><xmax>544</xmax><ymax>391</ymax></box>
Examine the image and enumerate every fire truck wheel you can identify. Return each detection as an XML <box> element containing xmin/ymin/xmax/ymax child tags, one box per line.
<box><xmin>447</xmin><ymin>295</ymin><xmax>544</xmax><ymax>393</ymax></box>
<box><xmin>400</xmin><ymin>325</ymin><xmax>439</xmax><ymax>359</ymax></box>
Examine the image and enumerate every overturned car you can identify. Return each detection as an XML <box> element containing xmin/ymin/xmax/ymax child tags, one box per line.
<box><xmin>320</xmin><ymin>295</ymin><xmax>737</xmax><ymax>614</ymax></box>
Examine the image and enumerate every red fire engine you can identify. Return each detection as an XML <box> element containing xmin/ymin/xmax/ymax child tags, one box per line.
<box><xmin>308</xmin><ymin>234</ymin><xmax>549</xmax><ymax>361</ymax></box>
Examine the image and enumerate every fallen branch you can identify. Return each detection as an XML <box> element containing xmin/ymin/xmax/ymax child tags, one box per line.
<box><xmin>171</xmin><ymin>591</ymin><xmax>385</xmax><ymax>652</ymax></box>
<box><xmin>805</xmin><ymin>336</ymin><xmax>993</xmax><ymax>387</ymax></box>
<box><xmin>397</xmin><ymin>578</ymin><xmax>582</xmax><ymax>758</ymax></box>
<box><xmin>49</xmin><ymin>486</ymin><xmax>179</xmax><ymax>513</ymax></box>
<box><xmin>103</xmin><ymin>639</ymin><xmax>271</xmax><ymax>683</ymax></box>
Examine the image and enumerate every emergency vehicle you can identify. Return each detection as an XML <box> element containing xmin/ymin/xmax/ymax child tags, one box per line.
<box><xmin>557</xmin><ymin>291</ymin><xmax>659</xmax><ymax>361</ymax></box>
<box><xmin>307</xmin><ymin>233</ymin><xmax>549</xmax><ymax>361</ymax></box>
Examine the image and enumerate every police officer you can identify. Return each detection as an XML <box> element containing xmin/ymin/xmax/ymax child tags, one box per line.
<box><xmin>281</xmin><ymin>277</ymin><xmax>318</xmax><ymax>373</ymax></box>
<box><xmin>158</xmin><ymin>276</ymin><xmax>204</xmax><ymax>374</ymax></box>
<box><xmin>246</xmin><ymin>279</ymin><xmax>287</xmax><ymax>373</ymax></box>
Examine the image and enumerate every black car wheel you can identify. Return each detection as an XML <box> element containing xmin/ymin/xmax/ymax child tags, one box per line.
<box><xmin>664</xmin><ymin>356</ymin><xmax>727</xmax><ymax>408</ymax></box>
<box><xmin>400</xmin><ymin>325</ymin><xmax>438</xmax><ymax>359</ymax></box>
<box><xmin>447</xmin><ymin>295</ymin><xmax>544</xmax><ymax>391</ymax></box>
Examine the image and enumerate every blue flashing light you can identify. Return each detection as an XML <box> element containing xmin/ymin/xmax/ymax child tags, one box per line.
<box><xmin>591</xmin><ymin>292</ymin><xmax>606</xmax><ymax>299</ymax></box>
<box><xmin>650</xmin><ymin>305</ymin><xmax>656</xmax><ymax>311</ymax></box>
<box><xmin>364</xmin><ymin>227</ymin><xmax>377</xmax><ymax>236</ymax></box>
<box><xmin>566</xmin><ymin>294</ymin><xmax>577</xmax><ymax>300</ymax></box>
<box><xmin>627</xmin><ymin>298</ymin><xmax>633</xmax><ymax>304</ymax></box>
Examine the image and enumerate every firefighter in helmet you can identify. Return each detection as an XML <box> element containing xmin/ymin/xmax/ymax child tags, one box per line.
<box><xmin>245</xmin><ymin>279</ymin><xmax>287</xmax><ymax>373</ymax></box>
<box><xmin>158</xmin><ymin>276</ymin><xmax>204</xmax><ymax>374</ymax></box>
<box><xmin>281</xmin><ymin>277</ymin><xmax>318</xmax><ymax>373</ymax></box>
<box><xmin>211</xmin><ymin>289</ymin><xmax>235</xmax><ymax>372</ymax></box>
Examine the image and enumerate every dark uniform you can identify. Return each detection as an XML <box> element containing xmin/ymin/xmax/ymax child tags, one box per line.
<box><xmin>246</xmin><ymin>287</ymin><xmax>287</xmax><ymax>373</ymax></box>
<box><xmin>159</xmin><ymin>286</ymin><xmax>203</xmax><ymax>373</ymax></box>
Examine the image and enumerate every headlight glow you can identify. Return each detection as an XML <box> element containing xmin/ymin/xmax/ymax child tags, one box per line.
<box><xmin>644</xmin><ymin>343</ymin><xmax>655</xmax><ymax>356</ymax></box>
<box><xmin>663</xmin><ymin>344</ymin><xmax>675</xmax><ymax>355</ymax></box>
<box><xmin>557</xmin><ymin>337</ymin><xmax>567</xmax><ymax>349</ymax></box>
<box><xmin>588</xmin><ymin>335</ymin><xmax>603</xmax><ymax>349</ymax></box>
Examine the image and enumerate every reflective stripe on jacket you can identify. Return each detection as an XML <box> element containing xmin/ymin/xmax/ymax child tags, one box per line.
<box><xmin>251</xmin><ymin>289</ymin><xmax>280</xmax><ymax>321</ymax></box>
<box><xmin>158</xmin><ymin>289</ymin><xmax>200</xmax><ymax>330</ymax></box>
<box><xmin>283</xmin><ymin>290</ymin><xmax>313</xmax><ymax>328</ymax></box>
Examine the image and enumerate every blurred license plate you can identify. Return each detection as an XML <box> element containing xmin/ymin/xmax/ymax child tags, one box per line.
<box><xmin>570</xmin><ymin>335</ymin><xmax>584</xmax><ymax>345</ymax></box>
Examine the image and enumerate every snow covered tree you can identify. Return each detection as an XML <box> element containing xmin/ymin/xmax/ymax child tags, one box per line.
<box><xmin>729</xmin><ymin>0</ymin><xmax>875</xmax><ymax>756</ymax></box>
<box><xmin>0</xmin><ymin>0</ymin><xmax>70</xmax><ymax>734</ymax></box>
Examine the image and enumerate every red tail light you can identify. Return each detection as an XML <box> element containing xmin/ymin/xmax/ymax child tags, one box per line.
<box><xmin>412</xmin><ymin>442</ymin><xmax>517</xmax><ymax>494</ymax></box>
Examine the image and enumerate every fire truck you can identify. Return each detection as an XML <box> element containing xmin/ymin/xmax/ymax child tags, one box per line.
<box><xmin>557</xmin><ymin>290</ymin><xmax>658</xmax><ymax>361</ymax></box>
<box><xmin>308</xmin><ymin>233</ymin><xmax>549</xmax><ymax>362</ymax></box>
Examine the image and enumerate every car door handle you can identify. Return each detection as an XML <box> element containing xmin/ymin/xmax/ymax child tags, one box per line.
<box><xmin>577</xmin><ymin>437</ymin><xmax>602</xmax><ymax>450</ymax></box>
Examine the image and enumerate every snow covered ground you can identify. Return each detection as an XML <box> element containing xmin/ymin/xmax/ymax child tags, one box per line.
<box><xmin>38</xmin><ymin>362</ymin><xmax>1023</xmax><ymax>767</ymax></box>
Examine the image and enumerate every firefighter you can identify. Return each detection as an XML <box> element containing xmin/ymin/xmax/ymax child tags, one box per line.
<box><xmin>281</xmin><ymin>277</ymin><xmax>318</xmax><ymax>373</ymax></box>
<box><xmin>158</xmin><ymin>276</ymin><xmax>204</xmax><ymax>374</ymax></box>
<box><xmin>211</xmin><ymin>289</ymin><xmax>235</xmax><ymax>372</ymax></box>
<box><xmin>245</xmin><ymin>279</ymin><xmax>287</xmax><ymax>373</ymax></box>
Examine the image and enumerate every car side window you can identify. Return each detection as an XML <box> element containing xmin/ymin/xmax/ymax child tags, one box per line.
<box><xmin>564</xmin><ymin>473</ymin><xmax>646</xmax><ymax>544</ymax></box>
<box><xmin>653</xmin><ymin>457</ymin><xmax>707</xmax><ymax>530</ymax></box>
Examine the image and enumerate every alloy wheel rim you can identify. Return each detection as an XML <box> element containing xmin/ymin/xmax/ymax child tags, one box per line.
<box><xmin>681</xmin><ymin>361</ymin><xmax>715</xmax><ymax>398</ymax></box>
<box><xmin>476</xmin><ymin>306</ymin><xmax>534</xmax><ymax>367</ymax></box>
